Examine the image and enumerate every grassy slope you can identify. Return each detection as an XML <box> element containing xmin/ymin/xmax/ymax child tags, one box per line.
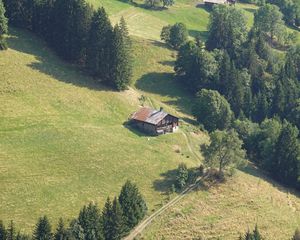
<box><xmin>143</xmin><ymin>168</ymin><xmax>300</xmax><ymax>239</ymax></box>
<box><xmin>1</xmin><ymin>0</ymin><xmax>300</xmax><ymax>237</ymax></box>
<box><xmin>0</xmin><ymin>28</ymin><xmax>202</xmax><ymax>231</ymax></box>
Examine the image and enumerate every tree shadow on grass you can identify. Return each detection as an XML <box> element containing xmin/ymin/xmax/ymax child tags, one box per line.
<box><xmin>152</xmin><ymin>169</ymin><xmax>178</xmax><ymax>194</ymax></box>
<box><xmin>158</xmin><ymin>60</ymin><xmax>175</xmax><ymax>67</ymax></box>
<box><xmin>240</xmin><ymin>163</ymin><xmax>300</xmax><ymax>197</ymax></box>
<box><xmin>123</xmin><ymin>121</ymin><xmax>156</xmax><ymax>137</ymax></box>
<box><xmin>188</xmin><ymin>29</ymin><xmax>209</xmax><ymax>40</ymax></box>
<box><xmin>7</xmin><ymin>27</ymin><xmax>114</xmax><ymax>92</ymax></box>
<box><xmin>135</xmin><ymin>72</ymin><xmax>194</xmax><ymax>116</ymax></box>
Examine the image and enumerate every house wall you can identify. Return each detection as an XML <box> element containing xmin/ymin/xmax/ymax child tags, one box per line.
<box><xmin>134</xmin><ymin>121</ymin><xmax>157</xmax><ymax>135</ymax></box>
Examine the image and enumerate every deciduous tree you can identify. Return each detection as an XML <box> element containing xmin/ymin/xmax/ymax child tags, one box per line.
<box><xmin>203</xmin><ymin>129</ymin><xmax>246</xmax><ymax>174</ymax></box>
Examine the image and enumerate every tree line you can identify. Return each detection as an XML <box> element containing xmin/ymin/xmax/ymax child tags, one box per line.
<box><xmin>0</xmin><ymin>181</ymin><xmax>147</xmax><ymax>240</ymax></box>
<box><xmin>160</xmin><ymin>4</ymin><xmax>300</xmax><ymax>190</ymax></box>
<box><xmin>238</xmin><ymin>225</ymin><xmax>300</xmax><ymax>240</ymax></box>
<box><xmin>240</xmin><ymin>0</ymin><xmax>300</xmax><ymax>27</ymax></box>
<box><xmin>1</xmin><ymin>0</ymin><xmax>132</xmax><ymax>91</ymax></box>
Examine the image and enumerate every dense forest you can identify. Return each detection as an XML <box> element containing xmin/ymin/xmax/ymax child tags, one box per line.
<box><xmin>160</xmin><ymin>3</ymin><xmax>300</xmax><ymax>191</ymax></box>
<box><xmin>1</xmin><ymin>0</ymin><xmax>132</xmax><ymax>91</ymax></box>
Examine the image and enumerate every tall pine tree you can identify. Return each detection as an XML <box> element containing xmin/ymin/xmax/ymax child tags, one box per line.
<box><xmin>111</xmin><ymin>197</ymin><xmax>126</xmax><ymax>240</ymax></box>
<box><xmin>0</xmin><ymin>221</ymin><xmax>6</xmax><ymax>240</ymax></box>
<box><xmin>54</xmin><ymin>218</ymin><xmax>68</xmax><ymax>240</ymax></box>
<box><xmin>102</xmin><ymin>197</ymin><xmax>113</xmax><ymax>240</ymax></box>
<box><xmin>86</xmin><ymin>7</ymin><xmax>113</xmax><ymax>82</ymax></box>
<box><xmin>52</xmin><ymin>0</ymin><xmax>93</xmax><ymax>62</ymax></box>
<box><xmin>78</xmin><ymin>203</ymin><xmax>104</xmax><ymax>240</ymax></box>
<box><xmin>110</xmin><ymin>23</ymin><xmax>132</xmax><ymax>90</ymax></box>
<box><xmin>7</xmin><ymin>221</ymin><xmax>16</xmax><ymax>240</ymax></box>
<box><xmin>119</xmin><ymin>181</ymin><xmax>147</xmax><ymax>230</ymax></box>
<box><xmin>272</xmin><ymin>121</ymin><xmax>300</xmax><ymax>189</ymax></box>
<box><xmin>33</xmin><ymin>216</ymin><xmax>52</xmax><ymax>240</ymax></box>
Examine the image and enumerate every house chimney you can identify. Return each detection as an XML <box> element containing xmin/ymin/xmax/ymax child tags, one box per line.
<box><xmin>160</xmin><ymin>107</ymin><xmax>163</xmax><ymax>112</ymax></box>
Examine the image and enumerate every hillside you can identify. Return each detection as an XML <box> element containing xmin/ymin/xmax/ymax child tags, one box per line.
<box><xmin>1</xmin><ymin>0</ymin><xmax>300</xmax><ymax>238</ymax></box>
<box><xmin>0</xmin><ymin>28</ymin><xmax>204</xmax><ymax>231</ymax></box>
<box><xmin>142</xmin><ymin>168</ymin><xmax>300</xmax><ymax>239</ymax></box>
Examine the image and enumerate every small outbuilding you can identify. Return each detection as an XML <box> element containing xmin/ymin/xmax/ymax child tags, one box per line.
<box><xmin>130</xmin><ymin>107</ymin><xmax>179</xmax><ymax>135</ymax></box>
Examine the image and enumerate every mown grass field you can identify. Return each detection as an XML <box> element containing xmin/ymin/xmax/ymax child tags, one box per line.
<box><xmin>1</xmin><ymin>0</ymin><xmax>300</xmax><ymax>238</ymax></box>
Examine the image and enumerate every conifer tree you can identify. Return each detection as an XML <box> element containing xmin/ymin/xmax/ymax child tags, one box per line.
<box><xmin>293</xmin><ymin>228</ymin><xmax>300</xmax><ymax>240</ymax></box>
<box><xmin>253</xmin><ymin>224</ymin><xmax>262</xmax><ymax>240</ymax></box>
<box><xmin>86</xmin><ymin>7</ymin><xmax>113</xmax><ymax>82</ymax></box>
<box><xmin>111</xmin><ymin>197</ymin><xmax>126</xmax><ymax>240</ymax></box>
<box><xmin>272</xmin><ymin>77</ymin><xmax>286</xmax><ymax>117</ymax></box>
<box><xmin>119</xmin><ymin>17</ymin><xmax>130</xmax><ymax>49</ymax></box>
<box><xmin>33</xmin><ymin>216</ymin><xmax>52</xmax><ymax>240</ymax></box>
<box><xmin>119</xmin><ymin>181</ymin><xmax>147</xmax><ymax>230</ymax></box>
<box><xmin>52</xmin><ymin>0</ymin><xmax>93</xmax><ymax>62</ymax></box>
<box><xmin>102</xmin><ymin>197</ymin><xmax>113</xmax><ymax>240</ymax></box>
<box><xmin>54</xmin><ymin>218</ymin><xmax>68</xmax><ymax>240</ymax></box>
<box><xmin>272</xmin><ymin>121</ymin><xmax>300</xmax><ymax>189</ymax></box>
<box><xmin>3</xmin><ymin>0</ymin><xmax>33</xmax><ymax>28</ymax></box>
<box><xmin>68</xmin><ymin>219</ymin><xmax>85</xmax><ymax>240</ymax></box>
<box><xmin>0</xmin><ymin>0</ymin><xmax>8</xmax><ymax>50</ymax></box>
<box><xmin>7</xmin><ymin>221</ymin><xmax>16</xmax><ymax>240</ymax></box>
<box><xmin>0</xmin><ymin>221</ymin><xmax>7</xmax><ymax>240</ymax></box>
<box><xmin>110</xmin><ymin>23</ymin><xmax>132</xmax><ymax>91</ymax></box>
<box><xmin>78</xmin><ymin>203</ymin><xmax>104</xmax><ymax>240</ymax></box>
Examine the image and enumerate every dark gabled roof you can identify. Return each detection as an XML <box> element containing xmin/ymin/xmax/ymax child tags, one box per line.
<box><xmin>131</xmin><ymin>107</ymin><xmax>177</xmax><ymax>125</ymax></box>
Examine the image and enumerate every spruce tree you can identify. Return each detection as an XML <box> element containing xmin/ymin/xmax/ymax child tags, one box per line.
<box><xmin>7</xmin><ymin>221</ymin><xmax>16</xmax><ymax>240</ymax></box>
<box><xmin>110</xmin><ymin>24</ymin><xmax>132</xmax><ymax>90</ymax></box>
<box><xmin>252</xmin><ymin>224</ymin><xmax>261</xmax><ymax>240</ymax></box>
<box><xmin>78</xmin><ymin>203</ymin><xmax>104</xmax><ymax>240</ymax></box>
<box><xmin>218</xmin><ymin>51</ymin><xmax>232</xmax><ymax>95</ymax></box>
<box><xmin>102</xmin><ymin>197</ymin><xmax>113</xmax><ymax>240</ymax></box>
<box><xmin>293</xmin><ymin>228</ymin><xmax>300</xmax><ymax>240</ymax></box>
<box><xmin>111</xmin><ymin>197</ymin><xmax>126</xmax><ymax>240</ymax></box>
<box><xmin>0</xmin><ymin>221</ymin><xmax>7</xmax><ymax>240</ymax></box>
<box><xmin>54</xmin><ymin>218</ymin><xmax>68</xmax><ymax>240</ymax></box>
<box><xmin>0</xmin><ymin>0</ymin><xmax>8</xmax><ymax>50</ymax></box>
<box><xmin>3</xmin><ymin>0</ymin><xmax>33</xmax><ymax>28</ymax></box>
<box><xmin>86</xmin><ymin>7</ymin><xmax>113</xmax><ymax>83</ymax></box>
<box><xmin>68</xmin><ymin>220</ymin><xmax>85</xmax><ymax>240</ymax></box>
<box><xmin>272</xmin><ymin>121</ymin><xmax>300</xmax><ymax>189</ymax></box>
<box><xmin>119</xmin><ymin>181</ymin><xmax>147</xmax><ymax>230</ymax></box>
<box><xmin>33</xmin><ymin>216</ymin><xmax>52</xmax><ymax>240</ymax></box>
<box><xmin>52</xmin><ymin>0</ymin><xmax>93</xmax><ymax>62</ymax></box>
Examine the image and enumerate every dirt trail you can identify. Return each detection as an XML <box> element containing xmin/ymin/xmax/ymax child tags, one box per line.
<box><xmin>180</xmin><ymin>130</ymin><xmax>202</xmax><ymax>162</ymax></box>
<box><xmin>123</xmin><ymin>179</ymin><xmax>201</xmax><ymax>240</ymax></box>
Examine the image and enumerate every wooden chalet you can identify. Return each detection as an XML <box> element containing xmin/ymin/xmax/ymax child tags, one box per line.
<box><xmin>130</xmin><ymin>107</ymin><xmax>179</xmax><ymax>135</ymax></box>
